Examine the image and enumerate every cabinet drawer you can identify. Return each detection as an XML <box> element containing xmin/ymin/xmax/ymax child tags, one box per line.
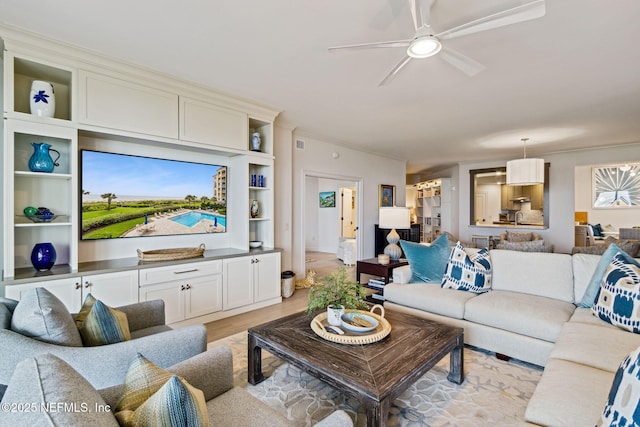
<box><xmin>139</xmin><ymin>260</ymin><xmax>222</xmax><ymax>286</ymax></box>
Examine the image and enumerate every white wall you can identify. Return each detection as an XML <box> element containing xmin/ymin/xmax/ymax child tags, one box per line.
<box><xmin>575</xmin><ymin>164</ymin><xmax>640</xmax><ymax>229</ymax></box>
<box><xmin>291</xmin><ymin>133</ymin><xmax>406</xmax><ymax>278</ymax></box>
<box><xmin>457</xmin><ymin>142</ymin><xmax>640</xmax><ymax>254</ymax></box>
<box><xmin>273</xmin><ymin>123</ymin><xmax>294</xmax><ymax>271</ymax></box>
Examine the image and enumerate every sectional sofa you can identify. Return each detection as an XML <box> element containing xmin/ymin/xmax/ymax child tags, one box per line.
<box><xmin>384</xmin><ymin>247</ymin><xmax>640</xmax><ymax>426</ymax></box>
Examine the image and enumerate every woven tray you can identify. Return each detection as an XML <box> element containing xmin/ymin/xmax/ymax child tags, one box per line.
<box><xmin>310</xmin><ymin>305</ymin><xmax>391</xmax><ymax>345</ymax></box>
<box><xmin>137</xmin><ymin>243</ymin><xmax>205</xmax><ymax>261</ymax></box>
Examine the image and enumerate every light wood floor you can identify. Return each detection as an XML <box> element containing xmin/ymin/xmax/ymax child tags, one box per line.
<box><xmin>204</xmin><ymin>251</ymin><xmax>355</xmax><ymax>342</ymax></box>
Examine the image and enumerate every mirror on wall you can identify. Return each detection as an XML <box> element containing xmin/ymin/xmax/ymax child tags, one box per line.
<box><xmin>592</xmin><ymin>163</ymin><xmax>640</xmax><ymax>208</ymax></box>
<box><xmin>469</xmin><ymin>164</ymin><xmax>549</xmax><ymax>229</ymax></box>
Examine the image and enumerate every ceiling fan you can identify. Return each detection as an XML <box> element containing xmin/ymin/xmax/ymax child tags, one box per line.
<box><xmin>328</xmin><ymin>0</ymin><xmax>546</xmax><ymax>86</ymax></box>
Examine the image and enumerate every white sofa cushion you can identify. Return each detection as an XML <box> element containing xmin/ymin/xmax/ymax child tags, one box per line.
<box><xmin>489</xmin><ymin>250</ymin><xmax>574</xmax><ymax>303</ymax></box>
<box><xmin>464</xmin><ymin>291</ymin><xmax>575</xmax><ymax>342</ymax></box>
<box><xmin>569</xmin><ymin>307</ymin><xmax>619</xmax><ymax>330</ymax></box>
<box><xmin>572</xmin><ymin>253</ymin><xmax>601</xmax><ymax>304</ymax></box>
<box><xmin>549</xmin><ymin>321</ymin><xmax>640</xmax><ymax>373</ymax></box>
<box><xmin>524</xmin><ymin>358</ymin><xmax>612</xmax><ymax>427</ymax></box>
<box><xmin>383</xmin><ymin>283</ymin><xmax>477</xmax><ymax>319</ymax></box>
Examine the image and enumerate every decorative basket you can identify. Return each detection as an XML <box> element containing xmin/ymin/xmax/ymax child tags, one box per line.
<box><xmin>137</xmin><ymin>243</ymin><xmax>205</xmax><ymax>261</ymax></box>
<box><xmin>310</xmin><ymin>305</ymin><xmax>391</xmax><ymax>345</ymax></box>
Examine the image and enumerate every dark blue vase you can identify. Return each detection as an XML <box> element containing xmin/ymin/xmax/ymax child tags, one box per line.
<box><xmin>31</xmin><ymin>243</ymin><xmax>57</xmax><ymax>271</ymax></box>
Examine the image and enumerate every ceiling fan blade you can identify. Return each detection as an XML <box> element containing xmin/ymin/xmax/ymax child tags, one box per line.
<box><xmin>328</xmin><ymin>40</ymin><xmax>411</xmax><ymax>51</ymax></box>
<box><xmin>378</xmin><ymin>55</ymin><xmax>412</xmax><ymax>86</ymax></box>
<box><xmin>409</xmin><ymin>0</ymin><xmax>431</xmax><ymax>31</ymax></box>
<box><xmin>436</xmin><ymin>0</ymin><xmax>545</xmax><ymax>41</ymax></box>
<box><xmin>439</xmin><ymin>47</ymin><xmax>486</xmax><ymax>76</ymax></box>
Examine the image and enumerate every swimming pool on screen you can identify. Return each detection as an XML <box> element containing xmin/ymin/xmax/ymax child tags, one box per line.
<box><xmin>171</xmin><ymin>212</ymin><xmax>226</xmax><ymax>228</ymax></box>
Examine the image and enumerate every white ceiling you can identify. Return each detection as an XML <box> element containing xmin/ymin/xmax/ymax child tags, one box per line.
<box><xmin>1</xmin><ymin>0</ymin><xmax>639</xmax><ymax>174</ymax></box>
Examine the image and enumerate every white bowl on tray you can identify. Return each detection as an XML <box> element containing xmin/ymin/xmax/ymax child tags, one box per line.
<box><xmin>340</xmin><ymin>312</ymin><xmax>379</xmax><ymax>333</ymax></box>
<box><xmin>249</xmin><ymin>240</ymin><xmax>263</xmax><ymax>248</ymax></box>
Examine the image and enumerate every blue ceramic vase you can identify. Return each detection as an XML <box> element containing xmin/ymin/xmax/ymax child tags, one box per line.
<box><xmin>28</xmin><ymin>142</ymin><xmax>60</xmax><ymax>173</ymax></box>
<box><xmin>31</xmin><ymin>242</ymin><xmax>57</xmax><ymax>271</ymax></box>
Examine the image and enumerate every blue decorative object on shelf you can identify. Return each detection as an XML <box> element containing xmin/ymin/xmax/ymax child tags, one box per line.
<box><xmin>31</xmin><ymin>242</ymin><xmax>57</xmax><ymax>271</ymax></box>
<box><xmin>28</xmin><ymin>142</ymin><xmax>60</xmax><ymax>173</ymax></box>
<box><xmin>30</xmin><ymin>80</ymin><xmax>56</xmax><ymax>117</ymax></box>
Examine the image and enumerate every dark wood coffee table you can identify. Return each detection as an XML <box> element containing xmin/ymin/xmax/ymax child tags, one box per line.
<box><xmin>248</xmin><ymin>310</ymin><xmax>464</xmax><ymax>427</ymax></box>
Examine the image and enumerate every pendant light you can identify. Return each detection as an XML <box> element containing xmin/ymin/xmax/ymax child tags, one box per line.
<box><xmin>506</xmin><ymin>138</ymin><xmax>544</xmax><ymax>185</ymax></box>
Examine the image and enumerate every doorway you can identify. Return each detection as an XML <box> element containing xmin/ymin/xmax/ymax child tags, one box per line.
<box><xmin>300</xmin><ymin>173</ymin><xmax>362</xmax><ymax>279</ymax></box>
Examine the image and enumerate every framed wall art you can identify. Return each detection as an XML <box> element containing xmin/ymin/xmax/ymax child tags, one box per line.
<box><xmin>319</xmin><ymin>191</ymin><xmax>336</xmax><ymax>208</ymax></box>
<box><xmin>592</xmin><ymin>163</ymin><xmax>640</xmax><ymax>208</ymax></box>
<box><xmin>379</xmin><ymin>184</ymin><xmax>395</xmax><ymax>207</ymax></box>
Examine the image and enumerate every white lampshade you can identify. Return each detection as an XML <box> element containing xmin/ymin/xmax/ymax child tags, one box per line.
<box><xmin>506</xmin><ymin>158</ymin><xmax>544</xmax><ymax>185</ymax></box>
<box><xmin>379</xmin><ymin>207</ymin><xmax>411</xmax><ymax>230</ymax></box>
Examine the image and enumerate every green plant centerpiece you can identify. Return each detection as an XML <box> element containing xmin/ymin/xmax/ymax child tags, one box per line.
<box><xmin>306</xmin><ymin>267</ymin><xmax>368</xmax><ymax>326</ymax></box>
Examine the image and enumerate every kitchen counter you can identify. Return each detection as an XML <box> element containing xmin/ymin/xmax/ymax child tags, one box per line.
<box><xmin>469</xmin><ymin>222</ymin><xmax>546</xmax><ymax>230</ymax></box>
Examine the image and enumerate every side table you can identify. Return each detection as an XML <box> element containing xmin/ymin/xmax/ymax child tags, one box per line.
<box><xmin>356</xmin><ymin>258</ymin><xmax>409</xmax><ymax>303</ymax></box>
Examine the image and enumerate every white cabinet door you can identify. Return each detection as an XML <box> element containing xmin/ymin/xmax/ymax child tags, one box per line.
<box><xmin>179</xmin><ymin>96</ymin><xmax>247</xmax><ymax>151</ymax></box>
<box><xmin>4</xmin><ymin>278</ymin><xmax>81</xmax><ymax>312</ymax></box>
<box><xmin>81</xmin><ymin>270</ymin><xmax>138</xmax><ymax>308</ymax></box>
<box><xmin>185</xmin><ymin>274</ymin><xmax>222</xmax><ymax>318</ymax></box>
<box><xmin>78</xmin><ymin>70</ymin><xmax>179</xmax><ymax>139</ymax></box>
<box><xmin>253</xmin><ymin>252</ymin><xmax>281</xmax><ymax>303</ymax></box>
<box><xmin>139</xmin><ymin>282</ymin><xmax>185</xmax><ymax>325</ymax></box>
<box><xmin>223</xmin><ymin>257</ymin><xmax>254</xmax><ymax>310</ymax></box>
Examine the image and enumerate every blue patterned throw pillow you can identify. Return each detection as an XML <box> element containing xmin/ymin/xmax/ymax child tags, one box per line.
<box><xmin>75</xmin><ymin>293</ymin><xmax>131</xmax><ymax>346</ymax></box>
<box><xmin>441</xmin><ymin>242</ymin><xmax>492</xmax><ymax>293</ymax></box>
<box><xmin>600</xmin><ymin>346</ymin><xmax>640</xmax><ymax>426</ymax></box>
<box><xmin>592</xmin><ymin>253</ymin><xmax>640</xmax><ymax>333</ymax></box>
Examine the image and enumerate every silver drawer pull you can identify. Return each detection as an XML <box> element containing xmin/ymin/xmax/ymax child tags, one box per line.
<box><xmin>174</xmin><ymin>269</ymin><xmax>199</xmax><ymax>274</ymax></box>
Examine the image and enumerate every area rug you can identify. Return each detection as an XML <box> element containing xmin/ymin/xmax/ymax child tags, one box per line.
<box><xmin>208</xmin><ymin>332</ymin><xmax>543</xmax><ymax>426</ymax></box>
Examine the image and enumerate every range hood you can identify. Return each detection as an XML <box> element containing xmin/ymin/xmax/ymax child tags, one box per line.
<box><xmin>511</xmin><ymin>196</ymin><xmax>531</xmax><ymax>203</ymax></box>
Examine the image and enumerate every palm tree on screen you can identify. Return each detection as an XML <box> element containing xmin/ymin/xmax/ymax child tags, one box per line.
<box><xmin>101</xmin><ymin>193</ymin><xmax>117</xmax><ymax>211</ymax></box>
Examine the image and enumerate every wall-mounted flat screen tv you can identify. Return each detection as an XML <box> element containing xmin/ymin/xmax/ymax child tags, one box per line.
<box><xmin>80</xmin><ymin>150</ymin><xmax>227</xmax><ymax>240</ymax></box>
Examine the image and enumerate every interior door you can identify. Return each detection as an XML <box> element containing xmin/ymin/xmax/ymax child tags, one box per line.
<box><xmin>340</xmin><ymin>187</ymin><xmax>355</xmax><ymax>238</ymax></box>
<box><xmin>475</xmin><ymin>192</ymin><xmax>487</xmax><ymax>224</ymax></box>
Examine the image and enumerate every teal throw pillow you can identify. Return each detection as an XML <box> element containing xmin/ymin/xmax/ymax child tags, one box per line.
<box><xmin>442</xmin><ymin>242</ymin><xmax>492</xmax><ymax>293</ymax></box>
<box><xmin>592</xmin><ymin>253</ymin><xmax>640</xmax><ymax>333</ymax></box>
<box><xmin>400</xmin><ymin>234</ymin><xmax>451</xmax><ymax>283</ymax></box>
<box><xmin>579</xmin><ymin>244</ymin><xmax>638</xmax><ymax>308</ymax></box>
<box><xmin>600</xmin><ymin>345</ymin><xmax>640</xmax><ymax>425</ymax></box>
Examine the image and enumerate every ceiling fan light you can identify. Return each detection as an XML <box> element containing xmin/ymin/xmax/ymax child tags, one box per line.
<box><xmin>506</xmin><ymin>158</ymin><xmax>544</xmax><ymax>185</ymax></box>
<box><xmin>407</xmin><ymin>36</ymin><xmax>442</xmax><ymax>58</ymax></box>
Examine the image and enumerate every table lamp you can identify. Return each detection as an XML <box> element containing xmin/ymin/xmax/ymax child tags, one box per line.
<box><xmin>378</xmin><ymin>207</ymin><xmax>411</xmax><ymax>261</ymax></box>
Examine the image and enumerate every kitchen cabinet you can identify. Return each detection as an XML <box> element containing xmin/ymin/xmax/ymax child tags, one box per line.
<box><xmin>223</xmin><ymin>252</ymin><xmax>280</xmax><ymax>310</ymax></box>
<box><xmin>4</xmin><ymin>270</ymin><xmax>138</xmax><ymax>312</ymax></box>
<box><xmin>530</xmin><ymin>184</ymin><xmax>544</xmax><ymax>210</ymax></box>
<box><xmin>139</xmin><ymin>260</ymin><xmax>222</xmax><ymax>324</ymax></box>
<box><xmin>501</xmin><ymin>184</ymin><xmax>543</xmax><ymax>211</ymax></box>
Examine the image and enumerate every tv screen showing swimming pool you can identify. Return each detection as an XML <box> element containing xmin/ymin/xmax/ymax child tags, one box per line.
<box><xmin>80</xmin><ymin>150</ymin><xmax>227</xmax><ymax>240</ymax></box>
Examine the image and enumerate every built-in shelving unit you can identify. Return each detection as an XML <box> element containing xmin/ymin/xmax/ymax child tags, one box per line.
<box><xmin>1</xmin><ymin>27</ymin><xmax>279</xmax><ymax>287</ymax></box>
<box><xmin>415</xmin><ymin>178</ymin><xmax>452</xmax><ymax>243</ymax></box>
<box><xmin>3</xmin><ymin>118</ymin><xmax>78</xmax><ymax>278</ymax></box>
